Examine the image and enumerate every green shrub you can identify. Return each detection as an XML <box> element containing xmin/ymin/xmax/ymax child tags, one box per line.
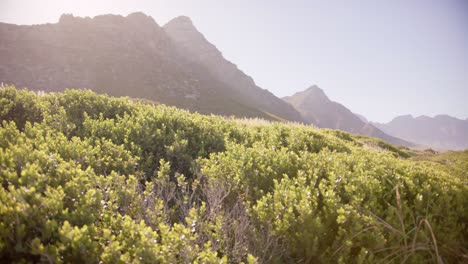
<box><xmin>0</xmin><ymin>86</ymin><xmax>466</xmax><ymax>263</ymax></box>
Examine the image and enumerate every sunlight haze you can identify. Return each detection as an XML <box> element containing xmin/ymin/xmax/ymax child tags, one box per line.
<box><xmin>1</xmin><ymin>0</ymin><xmax>467</xmax><ymax>122</ymax></box>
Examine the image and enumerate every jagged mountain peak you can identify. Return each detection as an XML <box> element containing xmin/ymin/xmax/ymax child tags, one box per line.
<box><xmin>127</xmin><ymin>11</ymin><xmax>153</xmax><ymax>19</ymax></box>
<box><xmin>126</xmin><ymin>12</ymin><xmax>158</xmax><ymax>25</ymax></box>
<box><xmin>163</xmin><ymin>16</ymin><xmax>202</xmax><ymax>38</ymax></box>
<box><xmin>303</xmin><ymin>85</ymin><xmax>328</xmax><ymax>99</ymax></box>
<box><xmin>58</xmin><ymin>12</ymin><xmax>160</xmax><ymax>28</ymax></box>
<box><xmin>305</xmin><ymin>84</ymin><xmax>322</xmax><ymax>92</ymax></box>
<box><xmin>163</xmin><ymin>15</ymin><xmax>218</xmax><ymax>56</ymax></box>
<box><xmin>285</xmin><ymin>85</ymin><xmax>330</xmax><ymax>104</ymax></box>
<box><xmin>165</xmin><ymin>16</ymin><xmax>195</xmax><ymax>27</ymax></box>
<box><xmin>163</xmin><ymin>15</ymin><xmax>304</xmax><ymax>122</ymax></box>
<box><xmin>283</xmin><ymin>86</ymin><xmax>414</xmax><ymax>147</ymax></box>
<box><xmin>0</xmin><ymin>12</ymin><xmax>304</xmax><ymax>123</ymax></box>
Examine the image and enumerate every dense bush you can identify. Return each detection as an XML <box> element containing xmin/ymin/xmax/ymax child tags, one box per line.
<box><xmin>0</xmin><ymin>86</ymin><xmax>466</xmax><ymax>263</ymax></box>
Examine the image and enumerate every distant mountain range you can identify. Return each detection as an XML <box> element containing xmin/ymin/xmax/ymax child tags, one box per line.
<box><xmin>373</xmin><ymin>115</ymin><xmax>468</xmax><ymax>151</ymax></box>
<box><xmin>283</xmin><ymin>86</ymin><xmax>415</xmax><ymax>147</ymax></box>
<box><xmin>1</xmin><ymin>12</ymin><xmax>465</xmax><ymax>150</ymax></box>
<box><xmin>0</xmin><ymin>12</ymin><xmax>303</xmax><ymax>122</ymax></box>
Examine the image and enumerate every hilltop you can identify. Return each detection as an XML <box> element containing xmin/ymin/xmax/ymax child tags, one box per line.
<box><xmin>0</xmin><ymin>86</ymin><xmax>466</xmax><ymax>263</ymax></box>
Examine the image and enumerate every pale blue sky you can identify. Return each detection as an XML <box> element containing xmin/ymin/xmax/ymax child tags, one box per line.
<box><xmin>1</xmin><ymin>0</ymin><xmax>467</xmax><ymax>122</ymax></box>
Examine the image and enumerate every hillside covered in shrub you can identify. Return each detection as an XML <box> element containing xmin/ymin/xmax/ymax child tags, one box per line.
<box><xmin>0</xmin><ymin>86</ymin><xmax>466</xmax><ymax>263</ymax></box>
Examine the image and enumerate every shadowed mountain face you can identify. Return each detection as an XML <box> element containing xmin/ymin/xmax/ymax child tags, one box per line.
<box><xmin>163</xmin><ymin>16</ymin><xmax>303</xmax><ymax>122</ymax></box>
<box><xmin>283</xmin><ymin>86</ymin><xmax>415</xmax><ymax>147</ymax></box>
<box><xmin>0</xmin><ymin>12</ymin><xmax>303</xmax><ymax>121</ymax></box>
<box><xmin>373</xmin><ymin>115</ymin><xmax>468</xmax><ymax>151</ymax></box>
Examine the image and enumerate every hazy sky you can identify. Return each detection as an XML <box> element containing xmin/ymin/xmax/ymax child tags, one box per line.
<box><xmin>1</xmin><ymin>0</ymin><xmax>467</xmax><ymax>122</ymax></box>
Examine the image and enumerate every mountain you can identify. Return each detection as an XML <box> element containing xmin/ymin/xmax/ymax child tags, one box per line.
<box><xmin>373</xmin><ymin>115</ymin><xmax>468</xmax><ymax>150</ymax></box>
<box><xmin>0</xmin><ymin>12</ymin><xmax>303</xmax><ymax>122</ymax></box>
<box><xmin>355</xmin><ymin>113</ymin><xmax>368</xmax><ymax>123</ymax></box>
<box><xmin>163</xmin><ymin>16</ymin><xmax>303</xmax><ymax>122</ymax></box>
<box><xmin>283</xmin><ymin>85</ymin><xmax>414</xmax><ymax>147</ymax></box>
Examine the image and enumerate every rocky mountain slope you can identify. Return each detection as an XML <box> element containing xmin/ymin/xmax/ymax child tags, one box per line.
<box><xmin>283</xmin><ymin>85</ymin><xmax>415</xmax><ymax>147</ymax></box>
<box><xmin>373</xmin><ymin>115</ymin><xmax>468</xmax><ymax>150</ymax></box>
<box><xmin>0</xmin><ymin>12</ymin><xmax>303</xmax><ymax>122</ymax></box>
<box><xmin>163</xmin><ymin>16</ymin><xmax>303</xmax><ymax>122</ymax></box>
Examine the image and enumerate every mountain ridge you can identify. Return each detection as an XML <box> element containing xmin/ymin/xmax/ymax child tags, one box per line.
<box><xmin>3</xmin><ymin>12</ymin><xmax>461</xmax><ymax>150</ymax></box>
<box><xmin>373</xmin><ymin>114</ymin><xmax>468</xmax><ymax>150</ymax></box>
<box><xmin>283</xmin><ymin>86</ymin><xmax>415</xmax><ymax>147</ymax></box>
<box><xmin>163</xmin><ymin>16</ymin><xmax>304</xmax><ymax>122</ymax></box>
<box><xmin>0</xmin><ymin>12</ymin><xmax>303</xmax><ymax>122</ymax></box>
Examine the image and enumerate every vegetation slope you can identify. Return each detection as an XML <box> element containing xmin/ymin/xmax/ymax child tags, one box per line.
<box><xmin>0</xmin><ymin>86</ymin><xmax>466</xmax><ymax>263</ymax></box>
